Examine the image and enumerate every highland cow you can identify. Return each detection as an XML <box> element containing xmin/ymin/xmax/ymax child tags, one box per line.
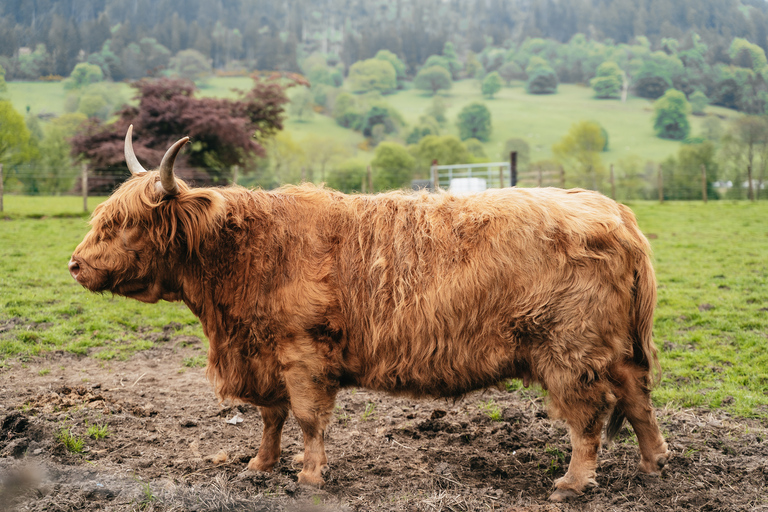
<box><xmin>69</xmin><ymin>127</ymin><xmax>670</xmax><ymax>501</ymax></box>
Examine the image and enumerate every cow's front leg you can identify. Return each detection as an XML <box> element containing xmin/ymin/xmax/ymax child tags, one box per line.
<box><xmin>247</xmin><ymin>403</ymin><xmax>290</xmax><ymax>472</ymax></box>
<box><xmin>280</xmin><ymin>347</ymin><xmax>338</xmax><ymax>487</ymax></box>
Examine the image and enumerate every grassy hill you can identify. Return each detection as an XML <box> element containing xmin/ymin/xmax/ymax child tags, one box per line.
<box><xmin>6</xmin><ymin>77</ymin><xmax>739</xmax><ymax>168</ymax></box>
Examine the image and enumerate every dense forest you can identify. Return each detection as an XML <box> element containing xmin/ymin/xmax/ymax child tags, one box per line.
<box><xmin>0</xmin><ymin>0</ymin><xmax>766</xmax><ymax>79</ymax></box>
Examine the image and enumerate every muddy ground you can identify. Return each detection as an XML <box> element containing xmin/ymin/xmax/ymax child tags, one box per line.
<box><xmin>1</xmin><ymin>326</ymin><xmax>767</xmax><ymax>512</ymax></box>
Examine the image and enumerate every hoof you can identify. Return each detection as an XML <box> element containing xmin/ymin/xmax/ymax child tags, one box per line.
<box><xmin>549</xmin><ymin>488</ymin><xmax>580</xmax><ymax>502</ymax></box>
<box><xmin>639</xmin><ymin>446</ymin><xmax>671</xmax><ymax>475</ymax></box>
<box><xmin>247</xmin><ymin>457</ymin><xmax>276</xmax><ymax>473</ymax></box>
<box><xmin>297</xmin><ymin>471</ymin><xmax>324</xmax><ymax>487</ymax></box>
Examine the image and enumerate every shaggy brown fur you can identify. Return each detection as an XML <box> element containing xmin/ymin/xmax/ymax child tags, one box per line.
<box><xmin>70</xmin><ymin>173</ymin><xmax>670</xmax><ymax>501</ymax></box>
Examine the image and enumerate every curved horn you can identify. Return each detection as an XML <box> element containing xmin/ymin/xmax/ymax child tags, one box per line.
<box><xmin>124</xmin><ymin>125</ymin><xmax>148</xmax><ymax>175</ymax></box>
<box><xmin>158</xmin><ymin>136</ymin><xmax>190</xmax><ymax>196</ymax></box>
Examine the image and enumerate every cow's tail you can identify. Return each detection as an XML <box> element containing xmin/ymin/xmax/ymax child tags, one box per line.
<box><xmin>606</xmin><ymin>221</ymin><xmax>660</xmax><ymax>442</ymax></box>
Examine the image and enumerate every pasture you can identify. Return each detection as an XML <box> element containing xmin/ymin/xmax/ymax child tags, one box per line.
<box><xmin>6</xmin><ymin>78</ymin><xmax>739</xmax><ymax>169</ymax></box>
<box><xmin>1</xmin><ymin>196</ymin><xmax>767</xmax><ymax>511</ymax></box>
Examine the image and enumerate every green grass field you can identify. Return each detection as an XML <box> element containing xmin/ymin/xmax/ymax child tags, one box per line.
<box><xmin>1</xmin><ymin>196</ymin><xmax>766</xmax><ymax>417</ymax></box>
<box><xmin>6</xmin><ymin>78</ymin><xmax>739</xmax><ymax>170</ymax></box>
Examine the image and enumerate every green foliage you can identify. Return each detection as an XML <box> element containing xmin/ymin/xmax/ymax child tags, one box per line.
<box><xmin>87</xmin><ymin>424</ymin><xmax>110</xmax><ymax>440</ymax></box>
<box><xmin>410</xmin><ymin>135</ymin><xmax>470</xmax><ymax>177</ymax></box>
<box><xmin>463</xmin><ymin>138</ymin><xmax>487</xmax><ymax>160</ymax></box>
<box><xmin>288</xmin><ymin>86</ymin><xmax>315</xmax><ymax>122</ymax></box>
<box><xmin>63</xmin><ymin>63</ymin><xmax>104</xmax><ymax>90</ymax></box>
<box><xmin>501</xmin><ymin>138</ymin><xmax>530</xmax><ymax>173</ymax></box>
<box><xmin>326</xmin><ymin>158</ymin><xmax>367</xmax><ymax>193</ymax></box>
<box><xmin>375</xmin><ymin>50</ymin><xmax>406</xmax><ymax>86</ymax></box>
<box><xmin>371</xmin><ymin>142</ymin><xmax>415</xmax><ymax>191</ymax></box>
<box><xmin>57</xmin><ymin>428</ymin><xmax>85</xmax><ymax>453</ymax></box>
<box><xmin>414</xmin><ymin>65</ymin><xmax>453</xmax><ymax>95</ymax></box>
<box><xmin>423</xmin><ymin>55</ymin><xmax>451</xmax><ymax>73</ymax></box>
<box><xmin>456</xmin><ymin>102</ymin><xmax>491</xmax><ymax>142</ymax></box>
<box><xmin>169</xmin><ymin>49</ymin><xmax>212</xmax><ymax>82</ymax></box>
<box><xmin>689</xmin><ymin>90</ymin><xmax>709</xmax><ymax>115</ymax></box>
<box><xmin>0</xmin><ymin>63</ymin><xmax>8</xmax><ymax>94</ymax></box>
<box><xmin>478</xmin><ymin>400</ymin><xmax>503</xmax><ymax>422</ymax></box>
<box><xmin>463</xmin><ymin>51</ymin><xmax>484</xmax><ymax>79</ymax></box>
<box><xmin>64</xmin><ymin>82</ymin><xmax>127</xmax><ymax>121</ymax></box>
<box><xmin>405</xmin><ymin>116</ymin><xmax>440</xmax><ymax>145</ymax></box>
<box><xmin>526</xmin><ymin>64</ymin><xmax>558</xmax><ymax>95</ymax></box>
<box><xmin>653</xmin><ymin>89</ymin><xmax>690</xmax><ymax>140</ymax></box>
<box><xmin>425</xmin><ymin>96</ymin><xmax>447</xmax><ymax>125</ymax></box>
<box><xmin>183</xmin><ymin>355</ymin><xmax>207</xmax><ymax>368</ymax></box>
<box><xmin>25</xmin><ymin>113</ymin><xmax>87</xmax><ymax>195</ymax></box>
<box><xmin>729</xmin><ymin>38</ymin><xmax>768</xmax><ymax>72</ymax></box>
<box><xmin>552</xmin><ymin>120</ymin><xmax>606</xmax><ymax>190</ymax></box>
<box><xmin>332</xmin><ymin>92</ymin><xmax>362</xmax><ymax>128</ymax></box>
<box><xmin>358</xmin><ymin>104</ymin><xmax>403</xmax><ymax>139</ymax></box>
<box><xmin>633</xmin><ymin>60</ymin><xmax>673</xmax><ymax>99</ymax></box>
<box><xmin>657</xmin><ymin>141</ymin><xmax>718</xmax><ymax>200</ymax></box>
<box><xmin>0</xmin><ymin>100</ymin><xmax>34</xmax><ymax>167</ymax></box>
<box><xmin>442</xmin><ymin>42</ymin><xmax>462</xmax><ymax>79</ymax></box>
<box><xmin>591</xmin><ymin>61</ymin><xmax>623</xmax><ymax>99</ymax></box>
<box><xmin>348</xmin><ymin>58</ymin><xmax>397</xmax><ymax>94</ymax></box>
<box><xmin>481</xmin><ymin>71</ymin><xmax>503</xmax><ymax>99</ymax></box>
<box><xmin>361</xmin><ymin>402</ymin><xmax>376</xmax><ymax>421</ymax></box>
<box><xmin>497</xmin><ymin>61</ymin><xmax>523</xmax><ymax>85</ymax></box>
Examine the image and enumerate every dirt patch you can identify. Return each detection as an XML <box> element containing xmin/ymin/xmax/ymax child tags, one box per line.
<box><xmin>1</xmin><ymin>341</ymin><xmax>767</xmax><ymax>511</ymax></box>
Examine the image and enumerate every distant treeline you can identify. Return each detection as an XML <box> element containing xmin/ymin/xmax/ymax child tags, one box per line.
<box><xmin>0</xmin><ymin>0</ymin><xmax>766</xmax><ymax>79</ymax></box>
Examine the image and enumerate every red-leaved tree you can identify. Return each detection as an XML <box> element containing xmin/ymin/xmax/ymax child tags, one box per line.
<box><xmin>71</xmin><ymin>74</ymin><xmax>306</xmax><ymax>192</ymax></box>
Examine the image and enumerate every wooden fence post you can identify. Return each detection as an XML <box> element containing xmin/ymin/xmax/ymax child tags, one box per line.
<box><xmin>0</xmin><ymin>163</ymin><xmax>4</xmax><ymax>213</ymax></box>
<box><xmin>560</xmin><ymin>165</ymin><xmax>565</xmax><ymax>188</ymax></box>
<box><xmin>537</xmin><ymin>165</ymin><xmax>542</xmax><ymax>188</ymax></box>
<box><xmin>232</xmin><ymin>165</ymin><xmax>239</xmax><ymax>186</ymax></box>
<box><xmin>499</xmin><ymin>165</ymin><xmax>504</xmax><ymax>189</ymax></box>
<box><xmin>81</xmin><ymin>163</ymin><xmax>88</xmax><ymax>213</ymax></box>
<box><xmin>431</xmin><ymin>160</ymin><xmax>439</xmax><ymax>191</ymax></box>
<box><xmin>747</xmin><ymin>164</ymin><xmax>754</xmax><ymax>202</ymax></box>
<box><xmin>510</xmin><ymin>152</ymin><xmax>517</xmax><ymax>187</ymax></box>
<box><xmin>658</xmin><ymin>165</ymin><xmax>664</xmax><ymax>204</ymax></box>
<box><xmin>610</xmin><ymin>164</ymin><xmax>616</xmax><ymax>200</ymax></box>
<box><xmin>701</xmin><ymin>164</ymin><xmax>707</xmax><ymax>203</ymax></box>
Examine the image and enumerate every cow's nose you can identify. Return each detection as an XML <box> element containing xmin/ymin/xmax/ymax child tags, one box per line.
<box><xmin>68</xmin><ymin>259</ymin><xmax>81</xmax><ymax>280</ymax></box>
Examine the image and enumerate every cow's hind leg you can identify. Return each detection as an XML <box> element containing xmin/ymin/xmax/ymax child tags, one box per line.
<box><xmin>247</xmin><ymin>403</ymin><xmax>290</xmax><ymax>472</ymax></box>
<box><xmin>546</xmin><ymin>375</ymin><xmax>616</xmax><ymax>502</ymax></box>
<box><xmin>611</xmin><ymin>363</ymin><xmax>670</xmax><ymax>474</ymax></box>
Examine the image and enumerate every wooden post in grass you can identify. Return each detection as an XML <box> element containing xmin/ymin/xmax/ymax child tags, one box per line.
<box><xmin>510</xmin><ymin>152</ymin><xmax>517</xmax><ymax>187</ymax></box>
<box><xmin>747</xmin><ymin>164</ymin><xmax>754</xmax><ymax>202</ymax></box>
<box><xmin>610</xmin><ymin>164</ymin><xmax>616</xmax><ymax>200</ymax></box>
<box><xmin>431</xmin><ymin>159</ymin><xmax>438</xmax><ymax>191</ymax></box>
<box><xmin>81</xmin><ymin>163</ymin><xmax>88</xmax><ymax>213</ymax></box>
<box><xmin>701</xmin><ymin>164</ymin><xmax>707</xmax><ymax>203</ymax></box>
<box><xmin>0</xmin><ymin>163</ymin><xmax>4</xmax><ymax>213</ymax></box>
<box><xmin>560</xmin><ymin>165</ymin><xmax>565</xmax><ymax>188</ymax></box>
<box><xmin>232</xmin><ymin>165</ymin><xmax>239</xmax><ymax>186</ymax></box>
<box><xmin>658</xmin><ymin>164</ymin><xmax>664</xmax><ymax>204</ymax></box>
<box><xmin>499</xmin><ymin>165</ymin><xmax>504</xmax><ymax>189</ymax></box>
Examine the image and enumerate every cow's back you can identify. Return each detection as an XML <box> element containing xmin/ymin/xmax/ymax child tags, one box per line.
<box><xmin>322</xmin><ymin>187</ymin><xmax>649</xmax><ymax>397</ymax></box>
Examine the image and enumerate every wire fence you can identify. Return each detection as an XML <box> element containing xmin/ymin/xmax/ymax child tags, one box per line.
<box><xmin>1</xmin><ymin>162</ymin><xmax>767</xmax><ymax>215</ymax></box>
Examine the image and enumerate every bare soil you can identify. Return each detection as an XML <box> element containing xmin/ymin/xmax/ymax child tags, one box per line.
<box><xmin>1</xmin><ymin>327</ymin><xmax>767</xmax><ymax>512</ymax></box>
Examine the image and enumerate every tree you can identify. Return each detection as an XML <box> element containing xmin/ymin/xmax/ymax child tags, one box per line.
<box><xmin>456</xmin><ymin>102</ymin><xmax>492</xmax><ymax>142</ymax></box>
<box><xmin>371</xmin><ymin>142</ymin><xmax>415</xmax><ymax>191</ymax></box>
<box><xmin>375</xmin><ymin>50</ymin><xmax>406</xmax><ymax>87</ymax></box>
<box><xmin>414</xmin><ymin>65</ymin><xmax>452</xmax><ymax>95</ymax></box>
<box><xmin>590</xmin><ymin>61</ymin><xmax>623</xmax><ymax>99</ymax></box>
<box><xmin>501</xmin><ymin>138</ymin><xmax>531</xmax><ymax>174</ymax></box>
<box><xmin>426</xmin><ymin>96</ymin><xmax>447</xmax><ymax>125</ymax></box>
<box><xmin>633</xmin><ymin>61</ymin><xmax>673</xmax><ymax>99</ymax></box>
<box><xmin>71</xmin><ymin>76</ymin><xmax>297</xmax><ymax>190</ymax></box>
<box><xmin>301</xmin><ymin>135</ymin><xmax>349</xmax><ymax>182</ymax></box>
<box><xmin>658</xmin><ymin>142</ymin><xmax>719</xmax><ymax>200</ymax></box>
<box><xmin>0</xmin><ymin>101</ymin><xmax>36</xmax><ymax>192</ymax></box>
<box><xmin>497</xmin><ymin>61</ymin><xmax>523</xmax><ymax>85</ymax></box>
<box><xmin>482</xmin><ymin>72</ymin><xmax>503</xmax><ymax>99</ymax></box>
<box><xmin>442</xmin><ymin>42</ymin><xmax>462</xmax><ymax>79</ymax></box>
<box><xmin>333</xmin><ymin>92</ymin><xmax>362</xmax><ymax>128</ymax></box>
<box><xmin>358</xmin><ymin>104</ymin><xmax>403</xmax><ymax>139</ymax></box>
<box><xmin>0</xmin><ymin>63</ymin><xmax>6</xmax><ymax>94</ymax></box>
<box><xmin>33</xmin><ymin>113</ymin><xmax>88</xmax><ymax>194</ymax></box>
<box><xmin>689</xmin><ymin>90</ymin><xmax>708</xmax><ymax>115</ymax></box>
<box><xmin>267</xmin><ymin>131</ymin><xmax>305</xmax><ymax>185</ymax></box>
<box><xmin>653</xmin><ymin>89</ymin><xmax>690</xmax><ymax>140</ymax></box>
<box><xmin>169</xmin><ymin>49</ymin><xmax>212</xmax><ymax>82</ymax></box>
<box><xmin>410</xmin><ymin>135</ymin><xmax>470</xmax><ymax>177</ymax></box>
<box><xmin>64</xmin><ymin>63</ymin><xmax>104</xmax><ymax>90</ymax></box>
<box><xmin>526</xmin><ymin>62</ymin><xmax>558</xmax><ymax>95</ymax></box>
<box><xmin>348</xmin><ymin>58</ymin><xmax>397</xmax><ymax>94</ymax></box>
<box><xmin>552</xmin><ymin>121</ymin><xmax>606</xmax><ymax>190</ymax></box>
<box><xmin>288</xmin><ymin>86</ymin><xmax>314</xmax><ymax>121</ymax></box>
<box><xmin>326</xmin><ymin>158</ymin><xmax>367</xmax><ymax>193</ymax></box>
